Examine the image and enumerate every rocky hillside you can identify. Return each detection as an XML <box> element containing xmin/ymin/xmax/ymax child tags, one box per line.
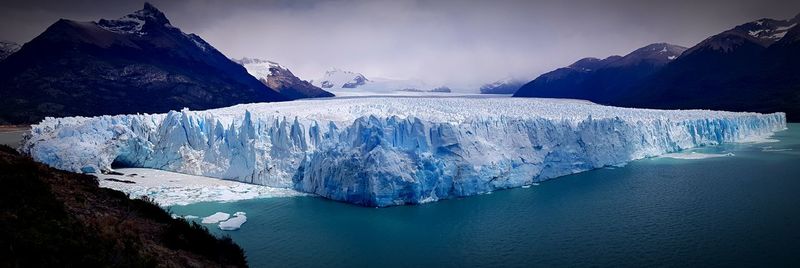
<box><xmin>0</xmin><ymin>145</ymin><xmax>247</xmax><ymax>267</ymax></box>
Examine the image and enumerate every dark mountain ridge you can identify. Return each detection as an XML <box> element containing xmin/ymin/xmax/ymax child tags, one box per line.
<box><xmin>617</xmin><ymin>13</ymin><xmax>800</xmax><ymax>120</ymax></box>
<box><xmin>515</xmin><ymin>12</ymin><xmax>800</xmax><ymax>121</ymax></box>
<box><xmin>0</xmin><ymin>3</ymin><xmax>287</xmax><ymax>124</ymax></box>
<box><xmin>514</xmin><ymin>43</ymin><xmax>687</xmax><ymax>102</ymax></box>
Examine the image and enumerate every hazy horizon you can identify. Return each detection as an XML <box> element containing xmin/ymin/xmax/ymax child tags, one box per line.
<box><xmin>2</xmin><ymin>0</ymin><xmax>799</xmax><ymax>88</ymax></box>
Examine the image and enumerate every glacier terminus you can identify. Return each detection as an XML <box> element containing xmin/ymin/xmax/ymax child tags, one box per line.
<box><xmin>22</xmin><ymin>97</ymin><xmax>787</xmax><ymax>207</ymax></box>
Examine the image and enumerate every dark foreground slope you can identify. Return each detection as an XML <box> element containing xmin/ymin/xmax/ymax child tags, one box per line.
<box><xmin>0</xmin><ymin>145</ymin><xmax>247</xmax><ymax>267</ymax></box>
<box><xmin>0</xmin><ymin>3</ymin><xmax>286</xmax><ymax>124</ymax></box>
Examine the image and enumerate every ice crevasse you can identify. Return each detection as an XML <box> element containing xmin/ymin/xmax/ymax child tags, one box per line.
<box><xmin>22</xmin><ymin>97</ymin><xmax>787</xmax><ymax>207</ymax></box>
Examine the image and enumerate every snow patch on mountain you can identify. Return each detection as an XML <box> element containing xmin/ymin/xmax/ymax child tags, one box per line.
<box><xmin>236</xmin><ymin>57</ymin><xmax>284</xmax><ymax>80</ymax></box>
<box><xmin>688</xmin><ymin>16</ymin><xmax>799</xmax><ymax>53</ymax></box>
<box><xmin>23</xmin><ymin>97</ymin><xmax>786</xmax><ymax>206</ymax></box>
<box><xmin>96</xmin><ymin>2</ymin><xmax>169</xmax><ymax>35</ymax></box>
<box><xmin>0</xmin><ymin>41</ymin><xmax>21</xmax><ymax>61</ymax></box>
<box><xmin>236</xmin><ymin>57</ymin><xmax>333</xmax><ymax>99</ymax></box>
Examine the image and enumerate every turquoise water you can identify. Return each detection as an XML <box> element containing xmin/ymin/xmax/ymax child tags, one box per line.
<box><xmin>171</xmin><ymin>124</ymin><xmax>800</xmax><ymax>267</ymax></box>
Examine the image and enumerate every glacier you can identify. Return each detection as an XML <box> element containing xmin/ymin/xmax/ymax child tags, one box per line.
<box><xmin>21</xmin><ymin>97</ymin><xmax>787</xmax><ymax>207</ymax></box>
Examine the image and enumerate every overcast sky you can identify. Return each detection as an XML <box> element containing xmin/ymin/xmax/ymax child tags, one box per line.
<box><xmin>2</xmin><ymin>0</ymin><xmax>799</xmax><ymax>88</ymax></box>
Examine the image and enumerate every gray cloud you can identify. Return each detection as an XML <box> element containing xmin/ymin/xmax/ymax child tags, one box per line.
<box><xmin>2</xmin><ymin>0</ymin><xmax>799</xmax><ymax>89</ymax></box>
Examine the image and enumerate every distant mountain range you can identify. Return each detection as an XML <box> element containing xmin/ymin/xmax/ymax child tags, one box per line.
<box><xmin>0</xmin><ymin>3</ymin><xmax>288</xmax><ymax>124</ymax></box>
<box><xmin>515</xmin><ymin>13</ymin><xmax>800</xmax><ymax>121</ymax></box>
<box><xmin>480</xmin><ymin>78</ymin><xmax>526</xmax><ymax>94</ymax></box>
<box><xmin>398</xmin><ymin>86</ymin><xmax>451</xmax><ymax>93</ymax></box>
<box><xmin>312</xmin><ymin>68</ymin><xmax>370</xmax><ymax>89</ymax></box>
<box><xmin>235</xmin><ymin>58</ymin><xmax>333</xmax><ymax>100</ymax></box>
<box><xmin>312</xmin><ymin>68</ymin><xmax>452</xmax><ymax>93</ymax></box>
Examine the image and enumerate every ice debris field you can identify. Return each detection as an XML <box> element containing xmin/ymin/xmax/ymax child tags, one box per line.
<box><xmin>23</xmin><ymin>97</ymin><xmax>787</xmax><ymax>207</ymax></box>
<box><xmin>97</xmin><ymin>168</ymin><xmax>305</xmax><ymax>206</ymax></box>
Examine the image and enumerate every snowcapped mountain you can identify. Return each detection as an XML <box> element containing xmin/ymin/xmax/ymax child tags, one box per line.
<box><xmin>312</xmin><ymin>68</ymin><xmax>370</xmax><ymax>89</ymax></box>
<box><xmin>606</xmin><ymin>43</ymin><xmax>687</xmax><ymax>66</ymax></box>
<box><xmin>685</xmin><ymin>15</ymin><xmax>798</xmax><ymax>54</ymax></box>
<box><xmin>480</xmin><ymin>77</ymin><xmax>526</xmax><ymax>94</ymax></box>
<box><xmin>235</xmin><ymin>57</ymin><xmax>333</xmax><ymax>100</ymax></box>
<box><xmin>0</xmin><ymin>3</ymin><xmax>286</xmax><ymax>124</ymax></box>
<box><xmin>515</xmin><ymin>12</ymin><xmax>800</xmax><ymax>120</ymax></box>
<box><xmin>514</xmin><ymin>43</ymin><xmax>686</xmax><ymax>102</ymax></box>
<box><xmin>0</xmin><ymin>41</ymin><xmax>20</xmax><ymax>61</ymax></box>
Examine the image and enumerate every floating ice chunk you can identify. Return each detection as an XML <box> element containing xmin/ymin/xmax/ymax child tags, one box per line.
<box><xmin>171</xmin><ymin>214</ymin><xmax>200</xmax><ymax>220</ymax></box>
<box><xmin>202</xmin><ymin>212</ymin><xmax>230</xmax><ymax>224</ymax></box>
<box><xmin>218</xmin><ymin>212</ymin><xmax>247</xmax><ymax>231</ymax></box>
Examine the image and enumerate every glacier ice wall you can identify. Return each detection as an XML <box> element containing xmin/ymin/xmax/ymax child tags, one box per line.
<box><xmin>22</xmin><ymin>98</ymin><xmax>787</xmax><ymax>207</ymax></box>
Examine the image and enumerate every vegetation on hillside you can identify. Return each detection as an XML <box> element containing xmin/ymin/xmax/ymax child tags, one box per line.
<box><xmin>0</xmin><ymin>145</ymin><xmax>247</xmax><ymax>267</ymax></box>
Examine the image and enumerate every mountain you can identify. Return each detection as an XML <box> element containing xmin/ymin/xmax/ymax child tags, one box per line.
<box><xmin>514</xmin><ymin>43</ymin><xmax>687</xmax><ymax>102</ymax></box>
<box><xmin>515</xmin><ymin>13</ymin><xmax>800</xmax><ymax>121</ymax></box>
<box><xmin>236</xmin><ymin>58</ymin><xmax>333</xmax><ymax>100</ymax></box>
<box><xmin>0</xmin><ymin>41</ymin><xmax>20</xmax><ymax>61</ymax></box>
<box><xmin>0</xmin><ymin>3</ymin><xmax>287</xmax><ymax>124</ymax></box>
<box><xmin>616</xmin><ymin>14</ymin><xmax>800</xmax><ymax>120</ymax></box>
<box><xmin>312</xmin><ymin>68</ymin><xmax>370</xmax><ymax>89</ymax></box>
<box><xmin>480</xmin><ymin>78</ymin><xmax>526</xmax><ymax>94</ymax></box>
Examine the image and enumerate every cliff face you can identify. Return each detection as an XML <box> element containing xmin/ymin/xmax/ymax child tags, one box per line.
<box><xmin>0</xmin><ymin>145</ymin><xmax>247</xmax><ymax>267</ymax></box>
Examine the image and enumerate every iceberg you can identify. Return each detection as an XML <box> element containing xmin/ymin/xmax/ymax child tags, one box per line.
<box><xmin>22</xmin><ymin>97</ymin><xmax>786</xmax><ymax>207</ymax></box>
<box><xmin>218</xmin><ymin>212</ymin><xmax>247</xmax><ymax>231</ymax></box>
<box><xmin>201</xmin><ymin>212</ymin><xmax>230</xmax><ymax>224</ymax></box>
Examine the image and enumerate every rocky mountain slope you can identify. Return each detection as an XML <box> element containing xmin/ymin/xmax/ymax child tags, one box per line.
<box><xmin>515</xmin><ymin>13</ymin><xmax>800</xmax><ymax>121</ymax></box>
<box><xmin>514</xmin><ymin>43</ymin><xmax>687</xmax><ymax>102</ymax></box>
<box><xmin>0</xmin><ymin>3</ymin><xmax>286</xmax><ymax>124</ymax></box>
<box><xmin>617</xmin><ymin>14</ymin><xmax>800</xmax><ymax>120</ymax></box>
<box><xmin>0</xmin><ymin>41</ymin><xmax>20</xmax><ymax>61</ymax></box>
<box><xmin>236</xmin><ymin>58</ymin><xmax>333</xmax><ymax>100</ymax></box>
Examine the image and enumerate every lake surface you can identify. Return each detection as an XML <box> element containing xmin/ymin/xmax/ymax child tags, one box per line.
<box><xmin>171</xmin><ymin>123</ymin><xmax>800</xmax><ymax>267</ymax></box>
